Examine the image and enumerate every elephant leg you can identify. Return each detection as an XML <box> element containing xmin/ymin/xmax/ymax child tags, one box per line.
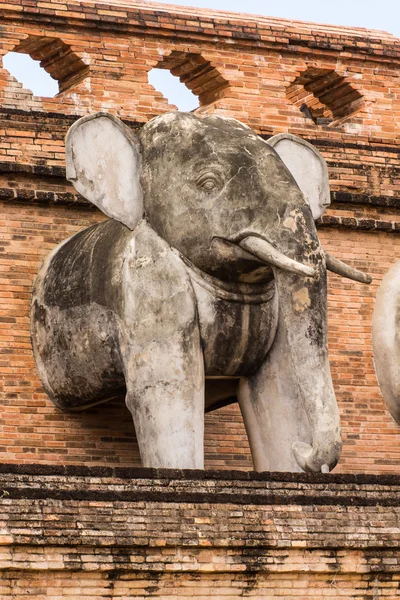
<box><xmin>124</xmin><ymin>329</ymin><xmax>205</xmax><ymax>470</ymax></box>
<box><xmin>237</xmin><ymin>318</ymin><xmax>312</xmax><ymax>473</ymax></box>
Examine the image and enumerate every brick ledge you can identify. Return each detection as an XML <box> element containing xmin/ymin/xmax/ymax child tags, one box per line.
<box><xmin>1</xmin><ymin>464</ymin><xmax>400</xmax><ymax>507</ymax></box>
<box><xmin>1</xmin><ymin>462</ymin><xmax>400</xmax><ymax>483</ymax></box>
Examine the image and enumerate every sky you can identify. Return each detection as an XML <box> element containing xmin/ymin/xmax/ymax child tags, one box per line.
<box><xmin>2</xmin><ymin>0</ymin><xmax>399</xmax><ymax>109</ymax></box>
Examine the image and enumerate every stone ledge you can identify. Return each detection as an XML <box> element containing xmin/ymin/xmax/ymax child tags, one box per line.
<box><xmin>1</xmin><ymin>466</ymin><xmax>400</xmax><ymax>507</ymax></box>
<box><xmin>317</xmin><ymin>214</ymin><xmax>400</xmax><ymax>233</ymax></box>
<box><xmin>0</xmin><ymin>477</ymin><xmax>399</xmax><ymax>548</ymax></box>
<box><xmin>2</xmin><ymin>462</ymin><xmax>400</xmax><ymax>482</ymax></box>
<box><xmin>331</xmin><ymin>191</ymin><xmax>400</xmax><ymax>209</ymax></box>
<box><xmin>1</xmin><ymin>467</ymin><xmax>400</xmax><ymax>596</ymax></box>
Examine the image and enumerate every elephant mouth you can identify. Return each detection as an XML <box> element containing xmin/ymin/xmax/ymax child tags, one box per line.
<box><xmin>212</xmin><ymin>236</ymin><xmax>372</xmax><ymax>285</ymax></box>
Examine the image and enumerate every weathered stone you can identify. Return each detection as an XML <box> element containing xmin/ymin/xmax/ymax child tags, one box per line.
<box><xmin>267</xmin><ymin>133</ymin><xmax>331</xmax><ymax>220</ymax></box>
<box><xmin>31</xmin><ymin>111</ymin><xmax>371</xmax><ymax>473</ymax></box>
<box><xmin>372</xmin><ymin>260</ymin><xmax>400</xmax><ymax>424</ymax></box>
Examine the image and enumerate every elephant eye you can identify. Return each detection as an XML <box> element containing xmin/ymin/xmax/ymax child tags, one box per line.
<box><xmin>196</xmin><ymin>173</ymin><xmax>220</xmax><ymax>192</ymax></box>
<box><xmin>202</xmin><ymin>180</ymin><xmax>216</xmax><ymax>191</ymax></box>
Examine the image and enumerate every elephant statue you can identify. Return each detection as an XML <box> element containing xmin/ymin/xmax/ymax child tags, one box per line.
<box><xmin>373</xmin><ymin>261</ymin><xmax>400</xmax><ymax>424</ymax></box>
<box><xmin>31</xmin><ymin>111</ymin><xmax>372</xmax><ymax>473</ymax></box>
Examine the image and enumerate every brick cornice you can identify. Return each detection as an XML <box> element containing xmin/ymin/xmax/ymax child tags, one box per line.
<box><xmin>2</xmin><ymin>183</ymin><xmax>400</xmax><ymax>231</ymax></box>
<box><xmin>1</xmin><ymin>109</ymin><xmax>399</xmax><ymax>150</ymax></box>
<box><xmin>0</xmin><ymin>0</ymin><xmax>399</xmax><ymax>63</ymax></box>
<box><xmin>317</xmin><ymin>214</ymin><xmax>400</xmax><ymax>233</ymax></box>
<box><xmin>1</xmin><ymin>465</ymin><xmax>400</xmax><ymax>507</ymax></box>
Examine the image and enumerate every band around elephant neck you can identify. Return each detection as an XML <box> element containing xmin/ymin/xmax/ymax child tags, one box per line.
<box><xmin>176</xmin><ymin>250</ymin><xmax>276</xmax><ymax>304</ymax></box>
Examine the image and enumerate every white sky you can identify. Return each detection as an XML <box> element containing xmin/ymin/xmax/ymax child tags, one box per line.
<box><xmin>2</xmin><ymin>0</ymin><xmax>399</xmax><ymax>108</ymax></box>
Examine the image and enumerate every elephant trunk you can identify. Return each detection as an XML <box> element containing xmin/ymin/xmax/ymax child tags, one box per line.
<box><xmin>241</xmin><ymin>234</ymin><xmax>342</xmax><ymax>473</ymax></box>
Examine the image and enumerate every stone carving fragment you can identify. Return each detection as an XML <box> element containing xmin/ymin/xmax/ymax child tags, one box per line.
<box><xmin>373</xmin><ymin>261</ymin><xmax>400</xmax><ymax>424</ymax></box>
<box><xmin>31</xmin><ymin>112</ymin><xmax>372</xmax><ymax>472</ymax></box>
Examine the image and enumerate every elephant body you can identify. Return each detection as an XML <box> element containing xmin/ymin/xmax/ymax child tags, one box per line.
<box><xmin>32</xmin><ymin>217</ymin><xmax>277</xmax><ymax>411</ymax></box>
<box><xmin>31</xmin><ymin>111</ymin><xmax>371</xmax><ymax>472</ymax></box>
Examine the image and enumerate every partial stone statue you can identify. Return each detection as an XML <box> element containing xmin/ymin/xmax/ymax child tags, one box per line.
<box><xmin>31</xmin><ymin>112</ymin><xmax>372</xmax><ymax>473</ymax></box>
<box><xmin>373</xmin><ymin>261</ymin><xmax>400</xmax><ymax>424</ymax></box>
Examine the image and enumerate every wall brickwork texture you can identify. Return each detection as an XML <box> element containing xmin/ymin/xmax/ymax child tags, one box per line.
<box><xmin>0</xmin><ymin>0</ymin><xmax>400</xmax><ymax>474</ymax></box>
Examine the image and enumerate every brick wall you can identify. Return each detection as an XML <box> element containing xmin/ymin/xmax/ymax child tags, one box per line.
<box><xmin>0</xmin><ymin>0</ymin><xmax>400</xmax><ymax>473</ymax></box>
<box><xmin>1</xmin><ymin>466</ymin><xmax>400</xmax><ymax>598</ymax></box>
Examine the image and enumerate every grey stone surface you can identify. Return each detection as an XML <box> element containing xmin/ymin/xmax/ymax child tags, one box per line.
<box><xmin>31</xmin><ymin>111</ymin><xmax>371</xmax><ymax>473</ymax></box>
<box><xmin>267</xmin><ymin>133</ymin><xmax>330</xmax><ymax>220</ymax></box>
<box><xmin>373</xmin><ymin>260</ymin><xmax>400</xmax><ymax>424</ymax></box>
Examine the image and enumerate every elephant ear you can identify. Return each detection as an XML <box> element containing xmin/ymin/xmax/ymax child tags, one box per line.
<box><xmin>267</xmin><ymin>133</ymin><xmax>330</xmax><ymax>220</ymax></box>
<box><xmin>66</xmin><ymin>112</ymin><xmax>143</xmax><ymax>230</ymax></box>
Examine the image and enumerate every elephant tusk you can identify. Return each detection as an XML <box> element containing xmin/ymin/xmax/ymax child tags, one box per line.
<box><xmin>239</xmin><ymin>236</ymin><xmax>317</xmax><ymax>278</ymax></box>
<box><xmin>325</xmin><ymin>252</ymin><xmax>372</xmax><ymax>285</ymax></box>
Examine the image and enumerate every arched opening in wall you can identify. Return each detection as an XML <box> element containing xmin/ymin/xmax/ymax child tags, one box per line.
<box><xmin>148</xmin><ymin>68</ymin><xmax>199</xmax><ymax>111</ymax></box>
<box><xmin>2</xmin><ymin>36</ymin><xmax>88</xmax><ymax>97</ymax></box>
<box><xmin>287</xmin><ymin>67</ymin><xmax>364</xmax><ymax>125</ymax></box>
<box><xmin>3</xmin><ymin>52</ymin><xmax>58</xmax><ymax>97</ymax></box>
<box><xmin>149</xmin><ymin>51</ymin><xmax>229</xmax><ymax>111</ymax></box>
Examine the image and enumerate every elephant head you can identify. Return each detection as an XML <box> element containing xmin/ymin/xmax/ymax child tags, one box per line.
<box><xmin>65</xmin><ymin>111</ymin><xmax>371</xmax><ymax>473</ymax></box>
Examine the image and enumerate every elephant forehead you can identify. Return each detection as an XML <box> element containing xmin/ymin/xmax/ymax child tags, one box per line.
<box><xmin>143</xmin><ymin>141</ymin><xmax>279</xmax><ymax>191</ymax></box>
<box><xmin>140</xmin><ymin>112</ymin><xmax>274</xmax><ymax>163</ymax></box>
<box><xmin>142</xmin><ymin>111</ymin><xmax>252</xmax><ymax>137</ymax></box>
